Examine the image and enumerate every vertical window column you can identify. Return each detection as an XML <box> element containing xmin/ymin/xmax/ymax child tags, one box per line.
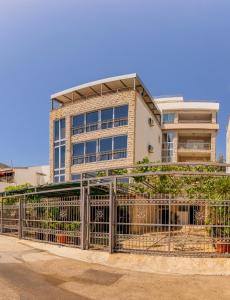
<box><xmin>53</xmin><ymin>118</ymin><xmax>66</xmax><ymax>183</ymax></box>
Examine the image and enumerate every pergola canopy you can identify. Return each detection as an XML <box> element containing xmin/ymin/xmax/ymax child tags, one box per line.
<box><xmin>51</xmin><ymin>73</ymin><xmax>161</xmax><ymax>123</ymax></box>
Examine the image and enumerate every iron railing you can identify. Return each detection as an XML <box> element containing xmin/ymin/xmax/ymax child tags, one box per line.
<box><xmin>1</xmin><ymin>192</ymin><xmax>230</xmax><ymax>257</ymax></box>
<box><xmin>72</xmin><ymin>149</ymin><xmax>127</xmax><ymax>165</ymax></box>
<box><xmin>72</xmin><ymin>117</ymin><xmax>128</xmax><ymax>135</ymax></box>
<box><xmin>178</xmin><ymin>142</ymin><xmax>211</xmax><ymax>150</ymax></box>
<box><xmin>178</xmin><ymin>120</ymin><xmax>212</xmax><ymax>124</ymax></box>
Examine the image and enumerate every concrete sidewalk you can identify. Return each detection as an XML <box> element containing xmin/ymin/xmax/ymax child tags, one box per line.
<box><xmin>0</xmin><ymin>236</ymin><xmax>230</xmax><ymax>299</ymax></box>
<box><xmin>18</xmin><ymin>237</ymin><xmax>230</xmax><ymax>276</ymax></box>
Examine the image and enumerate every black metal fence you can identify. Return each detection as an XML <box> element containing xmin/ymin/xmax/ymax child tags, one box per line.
<box><xmin>1</xmin><ymin>190</ymin><xmax>230</xmax><ymax>257</ymax></box>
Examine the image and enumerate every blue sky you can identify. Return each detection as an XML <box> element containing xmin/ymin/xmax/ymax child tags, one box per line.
<box><xmin>0</xmin><ymin>0</ymin><xmax>230</xmax><ymax>166</ymax></box>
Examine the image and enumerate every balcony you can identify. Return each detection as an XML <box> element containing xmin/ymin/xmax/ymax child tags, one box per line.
<box><xmin>178</xmin><ymin>142</ymin><xmax>211</xmax><ymax>151</ymax></box>
<box><xmin>178</xmin><ymin>119</ymin><xmax>212</xmax><ymax>124</ymax></box>
<box><xmin>72</xmin><ymin>149</ymin><xmax>127</xmax><ymax>165</ymax></box>
<box><xmin>72</xmin><ymin>117</ymin><xmax>128</xmax><ymax>135</ymax></box>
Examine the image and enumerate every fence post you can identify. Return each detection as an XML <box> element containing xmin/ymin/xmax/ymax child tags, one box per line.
<box><xmin>81</xmin><ymin>187</ymin><xmax>87</xmax><ymax>250</ymax></box>
<box><xmin>18</xmin><ymin>197</ymin><xmax>22</xmax><ymax>239</ymax></box>
<box><xmin>168</xmin><ymin>195</ymin><xmax>171</xmax><ymax>253</ymax></box>
<box><xmin>109</xmin><ymin>181</ymin><xmax>115</xmax><ymax>254</ymax></box>
<box><xmin>0</xmin><ymin>198</ymin><xmax>3</xmax><ymax>234</ymax></box>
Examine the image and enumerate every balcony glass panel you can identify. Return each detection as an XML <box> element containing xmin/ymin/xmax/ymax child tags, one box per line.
<box><xmin>163</xmin><ymin>113</ymin><xmax>175</xmax><ymax>124</ymax></box>
<box><xmin>114</xmin><ymin>105</ymin><xmax>128</xmax><ymax>127</ymax></box>
<box><xmin>86</xmin><ymin>111</ymin><xmax>98</xmax><ymax>132</ymax></box>
<box><xmin>101</xmin><ymin>108</ymin><xmax>113</xmax><ymax>129</ymax></box>
<box><xmin>99</xmin><ymin>138</ymin><xmax>112</xmax><ymax>161</ymax></box>
<box><xmin>85</xmin><ymin>140</ymin><xmax>97</xmax><ymax>163</ymax></box>
<box><xmin>73</xmin><ymin>114</ymin><xmax>85</xmax><ymax>135</ymax></box>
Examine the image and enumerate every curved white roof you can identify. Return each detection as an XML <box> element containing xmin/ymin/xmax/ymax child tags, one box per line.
<box><xmin>51</xmin><ymin>73</ymin><xmax>161</xmax><ymax>123</ymax></box>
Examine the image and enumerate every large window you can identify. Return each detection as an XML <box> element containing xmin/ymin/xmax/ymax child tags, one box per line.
<box><xmin>162</xmin><ymin>132</ymin><xmax>174</xmax><ymax>162</ymax></box>
<box><xmin>86</xmin><ymin>111</ymin><xmax>98</xmax><ymax>132</ymax></box>
<box><xmin>114</xmin><ymin>135</ymin><xmax>128</xmax><ymax>159</ymax></box>
<box><xmin>72</xmin><ymin>114</ymin><xmax>84</xmax><ymax>135</ymax></box>
<box><xmin>163</xmin><ymin>113</ymin><xmax>175</xmax><ymax>124</ymax></box>
<box><xmin>54</xmin><ymin>118</ymin><xmax>66</xmax><ymax>182</ymax></box>
<box><xmin>101</xmin><ymin>108</ymin><xmax>113</xmax><ymax>129</ymax></box>
<box><xmin>114</xmin><ymin>105</ymin><xmax>129</xmax><ymax>127</ymax></box>
<box><xmin>99</xmin><ymin>137</ymin><xmax>113</xmax><ymax>160</ymax></box>
<box><xmin>85</xmin><ymin>140</ymin><xmax>97</xmax><ymax>163</ymax></box>
<box><xmin>72</xmin><ymin>105</ymin><xmax>128</xmax><ymax>135</ymax></box>
<box><xmin>72</xmin><ymin>135</ymin><xmax>128</xmax><ymax>165</ymax></box>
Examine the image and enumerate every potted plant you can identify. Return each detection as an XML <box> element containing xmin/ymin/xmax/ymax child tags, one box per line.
<box><xmin>56</xmin><ymin>222</ymin><xmax>67</xmax><ymax>244</ymax></box>
<box><xmin>207</xmin><ymin>205</ymin><xmax>230</xmax><ymax>254</ymax></box>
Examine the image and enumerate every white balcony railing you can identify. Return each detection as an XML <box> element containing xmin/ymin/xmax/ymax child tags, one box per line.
<box><xmin>178</xmin><ymin>142</ymin><xmax>211</xmax><ymax>150</ymax></box>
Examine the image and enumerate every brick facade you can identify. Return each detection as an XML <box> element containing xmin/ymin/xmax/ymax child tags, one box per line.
<box><xmin>50</xmin><ymin>90</ymin><xmax>136</xmax><ymax>182</ymax></box>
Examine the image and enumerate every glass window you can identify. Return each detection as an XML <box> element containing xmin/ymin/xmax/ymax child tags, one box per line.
<box><xmin>73</xmin><ymin>143</ymin><xmax>84</xmax><ymax>156</ymax></box>
<box><xmin>53</xmin><ymin>118</ymin><xmax>66</xmax><ymax>183</ymax></box>
<box><xmin>54</xmin><ymin>147</ymin><xmax>59</xmax><ymax>169</ymax></box>
<box><xmin>85</xmin><ymin>140</ymin><xmax>97</xmax><ymax>163</ymax></box>
<box><xmin>114</xmin><ymin>105</ymin><xmax>128</xmax><ymax>127</ymax></box>
<box><xmin>60</xmin><ymin>118</ymin><xmax>66</xmax><ymax>139</ymax></box>
<box><xmin>60</xmin><ymin>175</ymin><xmax>65</xmax><ymax>182</ymax></box>
<box><xmin>72</xmin><ymin>174</ymin><xmax>81</xmax><ymax>181</ymax></box>
<box><xmin>73</xmin><ymin>114</ymin><xmax>85</xmax><ymax>134</ymax></box>
<box><xmin>54</xmin><ymin>120</ymin><xmax>59</xmax><ymax>141</ymax></box>
<box><xmin>73</xmin><ymin>143</ymin><xmax>84</xmax><ymax>164</ymax></box>
<box><xmin>114</xmin><ymin>135</ymin><xmax>127</xmax><ymax>150</ymax></box>
<box><xmin>99</xmin><ymin>138</ymin><xmax>112</xmax><ymax>161</ymax></box>
<box><xmin>60</xmin><ymin>145</ymin><xmax>65</xmax><ymax>168</ymax></box>
<box><xmin>114</xmin><ymin>135</ymin><xmax>127</xmax><ymax>159</ymax></box>
<box><xmin>86</xmin><ymin>111</ymin><xmax>98</xmax><ymax>132</ymax></box>
<box><xmin>54</xmin><ymin>176</ymin><xmax>59</xmax><ymax>183</ymax></box>
<box><xmin>167</xmin><ymin>132</ymin><xmax>174</xmax><ymax>143</ymax></box>
<box><xmin>101</xmin><ymin>108</ymin><xmax>113</xmax><ymax>129</ymax></box>
<box><xmin>163</xmin><ymin>113</ymin><xmax>175</xmax><ymax>124</ymax></box>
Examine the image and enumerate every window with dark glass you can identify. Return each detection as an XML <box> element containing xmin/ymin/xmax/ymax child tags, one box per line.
<box><xmin>71</xmin><ymin>174</ymin><xmax>81</xmax><ymax>181</ymax></box>
<box><xmin>162</xmin><ymin>132</ymin><xmax>174</xmax><ymax>162</ymax></box>
<box><xmin>73</xmin><ymin>114</ymin><xmax>85</xmax><ymax>134</ymax></box>
<box><xmin>53</xmin><ymin>118</ymin><xmax>66</xmax><ymax>183</ymax></box>
<box><xmin>163</xmin><ymin>113</ymin><xmax>175</xmax><ymax>124</ymax></box>
<box><xmin>54</xmin><ymin>121</ymin><xmax>59</xmax><ymax>141</ymax></box>
<box><xmin>73</xmin><ymin>143</ymin><xmax>84</xmax><ymax>164</ymax></box>
<box><xmin>60</xmin><ymin>145</ymin><xmax>66</xmax><ymax>168</ymax></box>
<box><xmin>101</xmin><ymin>108</ymin><xmax>113</xmax><ymax>129</ymax></box>
<box><xmin>72</xmin><ymin>105</ymin><xmax>128</xmax><ymax>136</ymax></box>
<box><xmin>72</xmin><ymin>135</ymin><xmax>128</xmax><ymax>165</ymax></box>
<box><xmin>99</xmin><ymin>138</ymin><xmax>112</xmax><ymax>160</ymax></box>
<box><xmin>114</xmin><ymin>135</ymin><xmax>128</xmax><ymax>159</ymax></box>
<box><xmin>114</xmin><ymin>105</ymin><xmax>128</xmax><ymax>126</ymax></box>
<box><xmin>86</xmin><ymin>111</ymin><xmax>98</xmax><ymax>132</ymax></box>
<box><xmin>85</xmin><ymin>140</ymin><xmax>97</xmax><ymax>163</ymax></box>
<box><xmin>54</xmin><ymin>148</ymin><xmax>59</xmax><ymax>169</ymax></box>
<box><xmin>60</xmin><ymin>118</ymin><xmax>66</xmax><ymax>139</ymax></box>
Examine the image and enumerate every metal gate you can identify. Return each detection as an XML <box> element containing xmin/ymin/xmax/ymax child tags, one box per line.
<box><xmin>88</xmin><ymin>195</ymin><xmax>110</xmax><ymax>250</ymax></box>
<box><xmin>0</xmin><ymin>198</ymin><xmax>20</xmax><ymax>236</ymax></box>
<box><xmin>22</xmin><ymin>195</ymin><xmax>81</xmax><ymax>247</ymax></box>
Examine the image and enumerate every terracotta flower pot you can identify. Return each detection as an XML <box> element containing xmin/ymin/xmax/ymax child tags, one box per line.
<box><xmin>56</xmin><ymin>234</ymin><xmax>67</xmax><ymax>244</ymax></box>
<box><xmin>216</xmin><ymin>241</ymin><xmax>230</xmax><ymax>253</ymax></box>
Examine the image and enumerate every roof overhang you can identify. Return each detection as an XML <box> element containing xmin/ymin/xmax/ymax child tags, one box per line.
<box><xmin>51</xmin><ymin>73</ymin><xmax>161</xmax><ymax>124</ymax></box>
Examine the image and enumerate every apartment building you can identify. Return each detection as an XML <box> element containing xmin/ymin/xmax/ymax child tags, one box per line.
<box><xmin>50</xmin><ymin>74</ymin><xmax>162</xmax><ymax>183</ymax></box>
<box><xmin>155</xmin><ymin>96</ymin><xmax>219</xmax><ymax>162</ymax></box>
<box><xmin>0</xmin><ymin>164</ymin><xmax>50</xmax><ymax>192</ymax></box>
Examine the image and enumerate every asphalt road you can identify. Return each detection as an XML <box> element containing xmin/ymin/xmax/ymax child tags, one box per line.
<box><xmin>0</xmin><ymin>236</ymin><xmax>230</xmax><ymax>300</ymax></box>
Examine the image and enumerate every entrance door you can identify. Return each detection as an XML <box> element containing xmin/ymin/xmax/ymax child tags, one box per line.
<box><xmin>88</xmin><ymin>195</ymin><xmax>110</xmax><ymax>250</ymax></box>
